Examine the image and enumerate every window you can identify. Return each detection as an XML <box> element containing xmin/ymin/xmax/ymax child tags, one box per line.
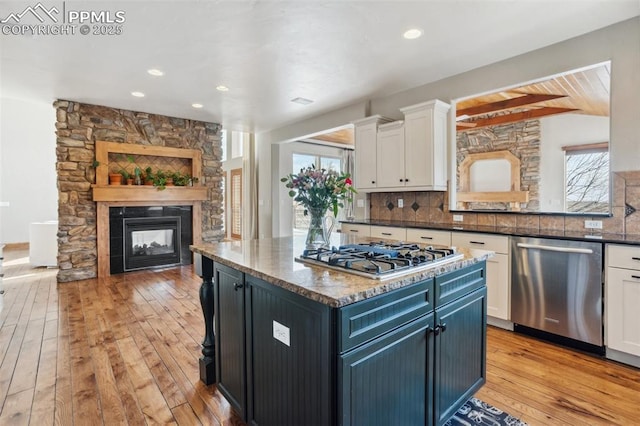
<box><xmin>564</xmin><ymin>143</ymin><xmax>609</xmax><ymax>213</ymax></box>
<box><xmin>230</xmin><ymin>168</ymin><xmax>242</xmax><ymax>239</ymax></box>
<box><xmin>291</xmin><ymin>153</ymin><xmax>342</xmax><ymax>236</ymax></box>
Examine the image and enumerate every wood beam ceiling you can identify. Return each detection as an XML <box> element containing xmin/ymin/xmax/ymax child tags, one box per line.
<box><xmin>456</xmin><ymin>93</ymin><xmax>567</xmax><ymax>118</ymax></box>
<box><xmin>456</xmin><ymin>107</ymin><xmax>579</xmax><ymax>131</ymax></box>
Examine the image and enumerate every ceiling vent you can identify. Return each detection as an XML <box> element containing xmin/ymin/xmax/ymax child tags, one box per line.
<box><xmin>291</xmin><ymin>97</ymin><xmax>314</xmax><ymax>105</ymax></box>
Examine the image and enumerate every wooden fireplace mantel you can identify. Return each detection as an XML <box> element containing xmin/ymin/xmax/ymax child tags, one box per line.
<box><xmin>93</xmin><ymin>141</ymin><xmax>208</xmax><ymax>278</ymax></box>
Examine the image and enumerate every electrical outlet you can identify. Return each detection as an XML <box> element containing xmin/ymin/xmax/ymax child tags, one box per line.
<box><xmin>273</xmin><ymin>320</ymin><xmax>290</xmax><ymax>346</ymax></box>
<box><xmin>453</xmin><ymin>214</ymin><xmax>464</xmax><ymax>222</ymax></box>
<box><xmin>584</xmin><ymin>220</ymin><xmax>603</xmax><ymax>229</ymax></box>
<box><xmin>397</xmin><ymin>198</ymin><xmax>404</xmax><ymax>208</ymax></box>
<box><xmin>357</xmin><ymin>199</ymin><xmax>365</xmax><ymax>208</ymax></box>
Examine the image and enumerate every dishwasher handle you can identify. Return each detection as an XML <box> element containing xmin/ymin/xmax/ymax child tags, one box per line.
<box><xmin>516</xmin><ymin>242</ymin><xmax>593</xmax><ymax>255</ymax></box>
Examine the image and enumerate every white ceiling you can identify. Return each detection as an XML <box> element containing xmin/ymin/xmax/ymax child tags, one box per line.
<box><xmin>1</xmin><ymin>0</ymin><xmax>639</xmax><ymax>133</ymax></box>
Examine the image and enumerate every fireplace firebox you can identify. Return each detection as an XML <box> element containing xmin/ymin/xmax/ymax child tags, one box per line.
<box><xmin>109</xmin><ymin>206</ymin><xmax>192</xmax><ymax>274</ymax></box>
<box><xmin>124</xmin><ymin>217</ymin><xmax>181</xmax><ymax>271</ymax></box>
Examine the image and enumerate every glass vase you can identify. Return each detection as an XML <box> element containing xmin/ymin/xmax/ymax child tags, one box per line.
<box><xmin>305</xmin><ymin>207</ymin><xmax>336</xmax><ymax>250</ymax></box>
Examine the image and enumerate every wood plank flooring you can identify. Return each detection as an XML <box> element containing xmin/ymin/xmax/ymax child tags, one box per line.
<box><xmin>0</xmin><ymin>247</ymin><xmax>639</xmax><ymax>425</ymax></box>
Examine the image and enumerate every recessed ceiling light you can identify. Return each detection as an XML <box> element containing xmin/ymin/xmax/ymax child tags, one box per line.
<box><xmin>147</xmin><ymin>69</ymin><xmax>164</xmax><ymax>76</ymax></box>
<box><xmin>131</xmin><ymin>91</ymin><xmax>145</xmax><ymax>97</ymax></box>
<box><xmin>216</xmin><ymin>85</ymin><xmax>229</xmax><ymax>92</ymax></box>
<box><xmin>403</xmin><ymin>28</ymin><xmax>423</xmax><ymax>39</ymax></box>
<box><xmin>192</xmin><ymin>103</ymin><xmax>204</xmax><ymax>109</ymax></box>
<box><xmin>291</xmin><ymin>97</ymin><xmax>314</xmax><ymax>105</ymax></box>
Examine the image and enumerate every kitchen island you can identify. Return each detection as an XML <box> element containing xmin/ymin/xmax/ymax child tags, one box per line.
<box><xmin>191</xmin><ymin>235</ymin><xmax>493</xmax><ymax>426</ymax></box>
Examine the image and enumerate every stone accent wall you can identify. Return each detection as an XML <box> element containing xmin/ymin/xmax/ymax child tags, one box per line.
<box><xmin>456</xmin><ymin>119</ymin><xmax>540</xmax><ymax>211</ymax></box>
<box><xmin>368</xmin><ymin>169</ymin><xmax>640</xmax><ymax>234</ymax></box>
<box><xmin>54</xmin><ymin>100</ymin><xmax>224</xmax><ymax>282</ymax></box>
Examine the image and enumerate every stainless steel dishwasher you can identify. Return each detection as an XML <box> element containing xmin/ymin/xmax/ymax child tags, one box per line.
<box><xmin>511</xmin><ymin>236</ymin><xmax>603</xmax><ymax>351</ymax></box>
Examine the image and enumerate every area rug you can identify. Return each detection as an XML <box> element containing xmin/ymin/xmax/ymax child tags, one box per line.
<box><xmin>445</xmin><ymin>397</ymin><xmax>528</xmax><ymax>426</ymax></box>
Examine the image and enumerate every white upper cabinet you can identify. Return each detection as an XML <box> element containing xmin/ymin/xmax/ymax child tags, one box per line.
<box><xmin>353</xmin><ymin>115</ymin><xmax>392</xmax><ymax>191</ymax></box>
<box><xmin>376</xmin><ymin>121</ymin><xmax>405</xmax><ymax>188</ymax></box>
<box><xmin>353</xmin><ymin>100</ymin><xmax>450</xmax><ymax>192</ymax></box>
<box><xmin>400</xmin><ymin>100</ymin><xmax>450</xmax><ymax>191</ymax></box>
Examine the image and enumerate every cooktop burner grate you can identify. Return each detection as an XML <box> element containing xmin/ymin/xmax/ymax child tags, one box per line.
<box><xmin>297</xmin><ymin>241</ymin><xmax>463</xmax><ymax>279</ymax></box>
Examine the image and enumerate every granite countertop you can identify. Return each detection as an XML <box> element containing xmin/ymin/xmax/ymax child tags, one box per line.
<box><xmin>190</xmin><ymin>235</ymin><xmax>493</xmax><ymax>308</ymax></box>
<box><xmin>343</xmin><ymin>219</ymin><xmax>640</xmax><ymax>245</ymax></box>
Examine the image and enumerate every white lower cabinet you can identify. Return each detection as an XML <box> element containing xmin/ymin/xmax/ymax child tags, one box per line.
<box><xmin>451</xmin><ymin>232</ymin><xmax>510</xmax><ymax>322</ymax></box>
<box><xmin>405</xmin><ymin>228</ymin><xmax>451</xmax><ymax>247</ymax></box>
<box><xmin>341</xmin><ymin>223</ymin><xmax>371</xmax><ymax>237</ymax></box>
<box><xmin>370</xmin><ymin>226</ymin><xmax>406</xmax><ymax>241</ymax></box>
<box><xmin>606</xmin><ymin>244</ymin><xmax>640</xmax><ymax>361</ymax></box>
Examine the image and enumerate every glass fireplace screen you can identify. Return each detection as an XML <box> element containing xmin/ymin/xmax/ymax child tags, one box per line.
<box><xmin>124</xmin><ymin>217</ymin><xmax>181</xmax><ymax>271</ymax></box>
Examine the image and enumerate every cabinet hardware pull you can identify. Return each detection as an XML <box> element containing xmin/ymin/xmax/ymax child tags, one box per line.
<box><xmin>350</xmin><ymin>230</ymin><xmax>359</xmax><ymax>233</ymax></box>
<box><xmin>233</xmin><ymin>282</ymin><xmax>243</xmax><ymax>291</ymax></box>
<box><xmin>632</xmin><ymin>275</ymin><xmax>640</xmax><ymax>279</ymax></box>
<box><xmin>382</xmin><ymin>232</ymin><xmax>392</xmax><ymax>236</ymax></box>
<box><xmin>632</xmin><ymin>257</ymin><xmax>640</xmax><ymax>261</ymax></box>
<box><xmin>399</xmin><ymin>178</ymin><xmax>404</xmax><ymax>182</ymax></box>
<box><xmin>420</xmin><ymin>236</ymin><xmax>433</xmax><ymax>240</ymax></box>
<box><xmin>434</xmin><ymin>324</ymin><xmax>447</xmax><ymax>335</ymax></box>
<box><xmin>405</xmin><ymin>178</ymin><xmax>409</xmax><ymax>182</ymax></box>
<box><xmin>470</xmin><ymin>241</ymin><xmax>485</xmax><ymax>245</ymax></box>
<box><xmin>371</xmin><ymin>181</ymin><xmax>375</xmax><ymax>184</ymax></box>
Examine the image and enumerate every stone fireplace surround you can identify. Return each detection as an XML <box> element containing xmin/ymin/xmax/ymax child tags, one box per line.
<box><xmin>55</xmin><ymin>100</ymin><xmax>224</xmax><ymax>283</ymax></box>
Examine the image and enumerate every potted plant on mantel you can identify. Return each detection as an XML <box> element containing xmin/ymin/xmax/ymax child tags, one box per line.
<box><xmin>109</xmin><ymin>171</ymin><xmax>123</xmax><ymax>185</ymax></box>
<box><xmin>143</xmin><ymin>167</ymin><xmax>154</xmax><ymax>185</ymax></box>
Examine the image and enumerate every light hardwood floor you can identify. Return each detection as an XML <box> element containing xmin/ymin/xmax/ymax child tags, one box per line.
<box><xmin>0</xmin><ymin>247</ymin><xmax>638</xmax><ymax>425</ymax></box>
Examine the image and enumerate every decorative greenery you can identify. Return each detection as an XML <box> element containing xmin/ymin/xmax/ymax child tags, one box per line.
<box><xmin>281</xmin><ymin>164</ymin><xmax>356</xmax><ymax>217</ymax></box>
<box><xmin>153</xmin><ymin>169</ymin><xmax>167</xmax><ymax>190</ymax></box>
<box><xmin>171</xmin><ymin>171</ymin><xmax>192</xmax><ymax>186</ymax></box>
<box><xmin>143</xmin><ymin>166</ymin><xmax>153</xmax><ymax>182</ymax></box>
<box><xmin>119</xmin><ymin>169</ymin><xmax>130</xmax><ymax>180</ymax></box>
<box><xmin>134</xmin><ymin>167</ymin><xmax>142</xmax><ymax>185</ymax></box>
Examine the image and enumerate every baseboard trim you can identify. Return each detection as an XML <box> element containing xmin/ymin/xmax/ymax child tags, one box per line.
<box><xmin>606</xmin><ymin>347</ymin><xmax>640</xmax><ymax>368</ymax></box>
<box><xmin>3</xmin><ymin>242</ymin><xmax>29</xmax><ymax>250</ymax></box>
<box><xmin>487</xmin><ymin>316</ymin><xmax>513</xmax><ymax>331</ymax></box>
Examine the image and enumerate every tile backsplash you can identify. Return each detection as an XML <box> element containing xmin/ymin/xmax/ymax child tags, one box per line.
<box><xmin>368</xmin><ymin>171</ymin><xmax>640</xmax><ymax>235</ymax></box>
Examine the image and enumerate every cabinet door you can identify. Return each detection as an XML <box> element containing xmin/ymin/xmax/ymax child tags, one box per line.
<box><xmin>214</xmin><ymin>263</ymin><xmax>247</xmax><ymax>419</ymax></box>
<box><xmin>451</xmin><ymin>232</ymin><xmax>509</xmax><ymax>321</ymax></box>
<box><xmin>246</xmin><ymin>276</ymin><xmax>333</xmax><ymax>426</ymax></box>
<box><xmin>404</xmin><ymin>109</ymin><xmax>434</xmax><ymax>188</ymax></box>
<box><xmin>433</xmin><ymin>287</ymin><xmax>487</xmax><ymax>426</ymax></box>
<box><xmin>606</xmin><ymin>268</ymin><xmax>640</xmax><ymax>356</ymax></box>
<box><xmin>339</xmin><ymin>314</ymin><xmax>433</xmax><ymax>426</ymax></box>
<box><xmin>376</xmin><ymin>123</ymin><xmax>405</xmax><ymax>188</ymax></box>
<box><xmin>486</xmin><ymin>253</ymin><xmax>510</xmax><ymax>320</ymax></box>
<box><xmin>354</xmin><ymin>122</ymin><xmax>378</xmax><ymax>190</ymax></box>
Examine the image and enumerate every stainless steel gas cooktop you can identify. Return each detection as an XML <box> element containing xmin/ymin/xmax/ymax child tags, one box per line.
<box><xmin>296</xmin><ymin>241</ymin><xmax>463</xmax><ymax>280</ymax></box>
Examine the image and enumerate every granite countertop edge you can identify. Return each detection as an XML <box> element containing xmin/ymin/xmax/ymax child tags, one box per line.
<box><xmin>191</xmin><ymin>239</ymin><xmax>492</xmax><ymax>308</ymax></box>
<box><xmin>343</xmin><ymin>219</ymin><xmax>640</xmax><ymax>245</ymax></box>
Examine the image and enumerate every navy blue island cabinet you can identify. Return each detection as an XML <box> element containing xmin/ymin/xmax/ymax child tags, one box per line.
<box><xmin>199</xmin><ymin>259</ymin><xmax>487</xmax><ymax>426</ymax></box>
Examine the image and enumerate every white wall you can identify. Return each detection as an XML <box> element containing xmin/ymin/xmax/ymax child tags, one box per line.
<box><xmin>0</xmin><ymin>97</ymin><xmax>57</xmax><ymax>243</ymax></box>
<box><xmin>539</xmin><ymin>114</ymin><xmax>610</xmax><ymax>211</ymax></box>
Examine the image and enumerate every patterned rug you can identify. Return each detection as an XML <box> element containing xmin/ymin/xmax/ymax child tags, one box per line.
<box><xmin>445</xmin><ymin>397</ymin><xmax>528</xmax><ymax>426</ymax></box>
